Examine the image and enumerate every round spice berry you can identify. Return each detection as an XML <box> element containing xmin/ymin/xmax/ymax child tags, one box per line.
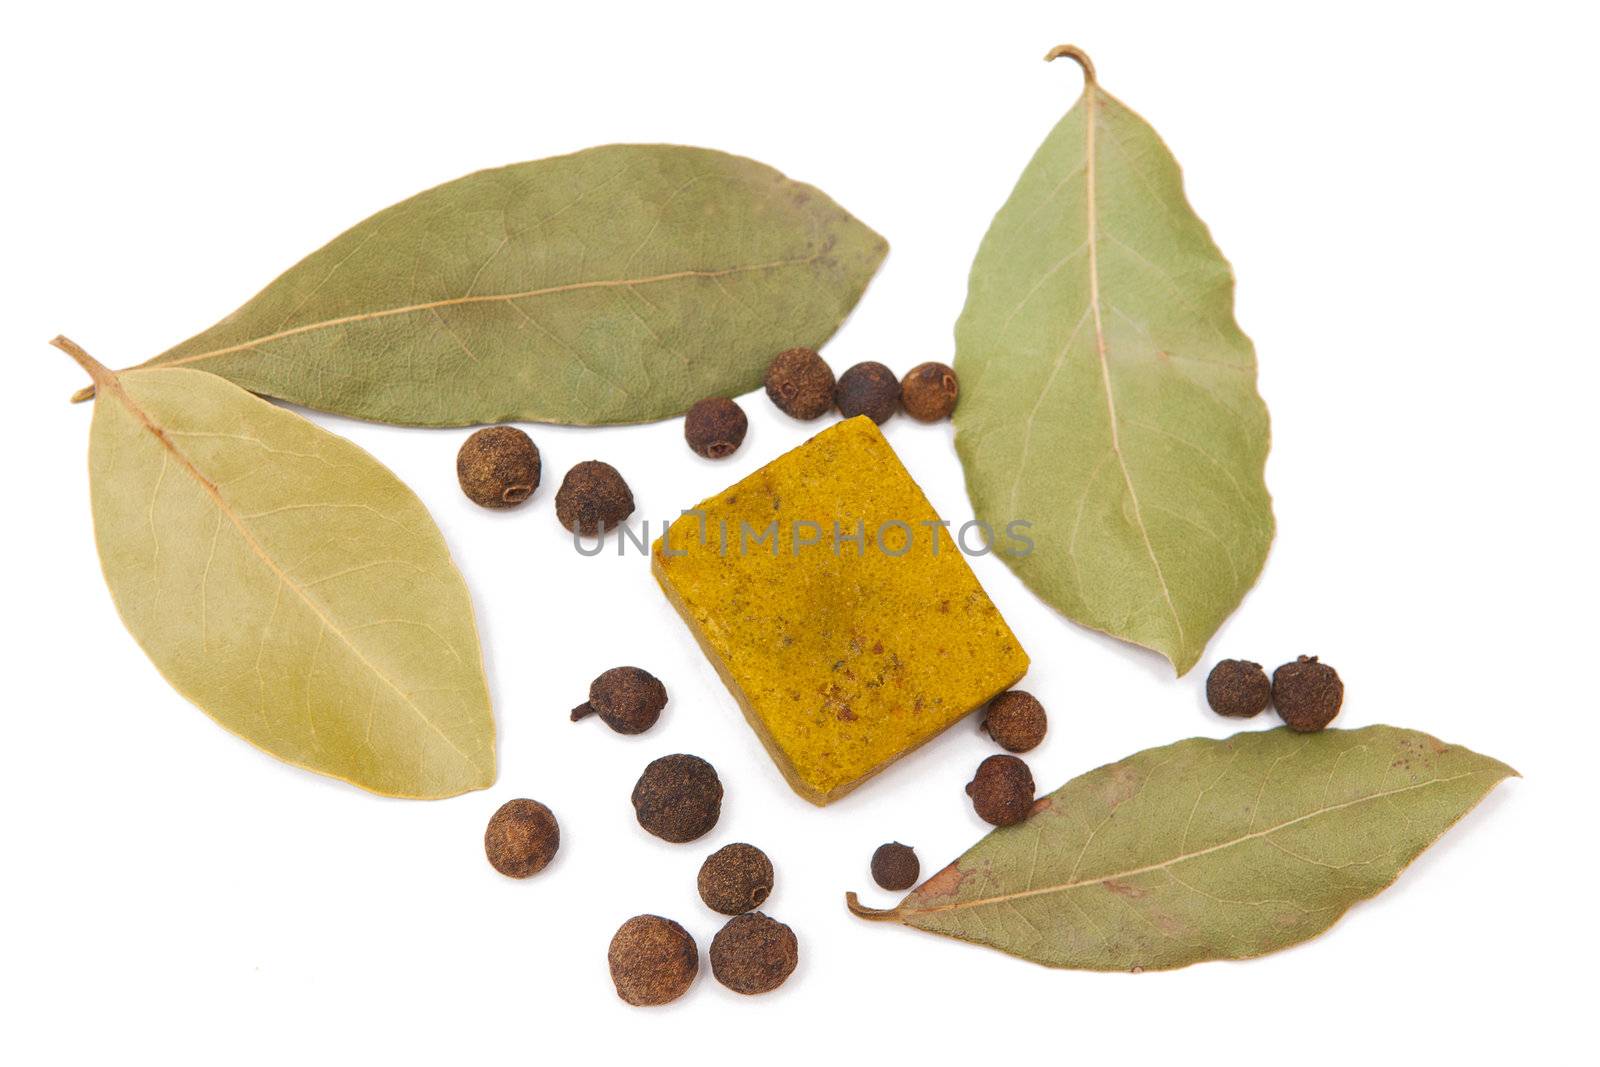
<box><xmin>764</xmin><ymin>347</ymin><xmax>835</xmax><ymax>420</ymax></box>
<box><xmin>571</xmin><ymin>666</ymin><xmax>667</xmax><ymax>734</ymax></box>
<box><xmin>980</xmin><ymin>690</ymin><xmax>1048</xmax><ymax>752</ymax></box>
<box><xmin>456</xmin><ymin>426</ymin><xmax>540</xmax><ymax>509</ymax></box>
<box><xmin>684</xmin><ymin>397</ymin><xmax>748</xmax><ymax>459</ymax></box>
<box><xmin>607</xmin><ymin>914</ymin><xmax>698</xmax><ymax>1006</ymax></box>
<box><xmin>709</xmin><ymin>912</ymin><xmax>798</xmax><ymax>995</ymax></box>
<box><xmin>900</xmin><ymin>362</ymin><xmax>960</xmax><ymax>422</ymax></box>
<box><xmin>697</xmin><ymin>842</ymin><xmax>774</xmax><ymax>915</ymax></box>
<box><xmin>966</xmin><ymin>754</ymin><xmax>1035</xmax><ymax>827</ymax></box>
<box><xmin>554</xmin><ymin>460</ymin><xmax>634</xmax><ymax>537</ymax></box>
<box><xmin>834</xmin><ymin>361</ymin><xmax>901</xmax><ymax>424</ymax></box>
<box><xmin>1272</xmin><ymin>655</ymin><xmax>1344</xmax><ymax>732</ymax></box>
<box><xmin>1206</xmin><ymin>659</ymin><xmax>1271</xmax><ymax>718</ymax></box>
<box><xmin>870</xmin><ymin>842</ymin><xmax>919</xmax><ymax>891</ymax></box>
<box><xmin>482</xmin><ymin>798</ymin><xmax>560</xmax><ymax>878</ymax></box>
<box><xmin>631</xmin><ymin>753</ymin><xmax>723</xmax><ymax>843</ymax></box>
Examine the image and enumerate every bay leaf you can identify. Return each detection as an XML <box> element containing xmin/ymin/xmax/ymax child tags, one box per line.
<box><xmin>847</xmin><ymin>725</ymin><xmax>1514</xmax><ymax>971</ymax></box>
<box><xmin>70</xmin><ymin>145</ymin><xmax>887</xmax><ymax>426</ymax></box>
<box><xmin>952</xmin><ymin>47</ymin><xmax>1273</xmax><ymax>675</ymax></box>
<box><xmin>56</xmin><ymin>337</ymin><xmax>494</xmax><ymax>798</ymax></box>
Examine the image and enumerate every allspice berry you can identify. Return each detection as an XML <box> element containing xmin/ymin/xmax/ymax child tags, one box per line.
<box><xmin>709</xmin><ymin>912</ymin><xmax>798</xmax><ymax>995</ymax></box>
<box><xmin>697</xmin><ymin>842</ymin><xmax>774</xmax><ymax>915</ymax></box>
<box><xmin>901</xmin><ymin>362</ymin><xmax>960</xmax><ymax>422</ymax></box>
<box><xmin>684</xmin><ymin>397</ymin><xmax>748</xmax><ymax>459</ymax></box>
<box><xmin>555</xmin><ymin>460</ymin><xmax>634</xmax><ymax>537</ymax></box>
<box><xmin>1206</xmin><ymin>659</ymin><xmax>1271</xmax><ymax>718</ymax></box>
<box><xmin>835</xmin><ymin>361</ymin><xmax>900</xmax><ymax>424</ymax></box>
<box><xmin>456</xmin><ymin>426</ymin><xmax>540</xmax><ymax>509</ymax></box>
<box><xmin>608</xmin><ymin>915</ymin><xmax>698</xmax><ymax>1006</ymax></box>
<box><xmin>483</xmin><ymin>798</ymin><xmax>560</xmax><ymax>878</ymax></box>
<box><xmin>1272</xmin><ymin>655</ymin><xmax>1344</xmax><ymax>732</ymax></box>
<box><xmin>631</xmin><ymin>753</ymin><xmax>723</xmax><ymax>843</ymax></box>
<box><xmin>980</xmin><ymin>690</ymin><xmax>1047</xmax><ymax>752</ymax></box>
<box><xmin>870</xmin><ymin>842</ymin><xmax>919</xmax><ymax>891</ymax></box>
<box><xmin>764</xmin><ymin>347</ymin><xmax>835</xmax><ymax>420</ymax></box>
<box><xmin>966</xmin><ymin>754</ymin><xmax>1035</xmax><ymax>827</ymax></box>
<box><xmin>571</xmin><ymin>666</ymin><xmax>667</xmax><ymax>734</ymax></box>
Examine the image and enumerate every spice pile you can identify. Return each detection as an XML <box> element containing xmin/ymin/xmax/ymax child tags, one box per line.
<box><xmin>49</xmin><ymin>42</ymin><xmax>1515</xmax><ymax>996</ymax></box>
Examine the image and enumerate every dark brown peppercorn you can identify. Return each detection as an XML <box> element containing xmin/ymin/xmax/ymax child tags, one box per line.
<box><xmin>835</xmin><ymin>361</ymin><xmax>901</xmax><ymax>424</ymax></box>
<box><xmin>900</xmin><ymin>362</ymin><xmax>960</xmax><ymax>422</ymax></box>
<box><xmin>870</xmin><ymin>842</ymin><xmax>919</xmax><ymax>891</ymax></box>
<box><xmin>966</xmin><ymin>754</ymin><xmax>1035</xmax><ymax>827</ymax></box>
<box><xmin>980</xmin><ymin>690</ymin><xmax>1048</xmax><ymax>752</ymax></box>
<box><xmin>764</xmin><ymin>347</ymin><xmax>835</xmax><ymax>420</ymax></box>
<box><xmin>555</xmin><ymin>460</ymin><xmax>634</xmax><ymax>537</ymax></box>
<box><xmin>571</xmin><ymin>666</ymin><xmax>667</xmax><ymax>734</ymax></box>
<box><xmin>631</xmin><ymin>754</ymin><xmax>723</xmax><ymax>843</ymax></box>
<box><xmin>1206</xmin><ymin>659</ymin><xmax>1271</xmax><ymax>718</ymax></box>
<box><xmin>697</xmin><ymin>843</ymin><xmax>774</xmax><ymax>915</ymax></box>
<box><xmin>709</xmin><ymin>912</ymin><xmax>798</xmax><ymax>995</ymax></box>
<box><xmin>607</xmin><ymin>915</ymin><xmax>698</xmax><ymax>1006</ymax></box>
<box><xmin>483</xmin><ymin>798</ymin><xmax>560</xmax><ymax>878</ymax></box>
<box><xmin>1272</xmin><ymin>655</ymin><xmax>1344</xmax><ymax>732</ymax></box>
<box><xmin>456</xmin><ymin>426</ymin><xmax>541</xmax><ymax>509</ymax></box>
<box><xmin>684</xmin><ymin>397</ymin><xmax>748</xmax><ymax>459</ymax></box>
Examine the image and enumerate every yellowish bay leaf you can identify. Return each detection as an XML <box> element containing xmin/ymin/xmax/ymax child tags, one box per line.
<box><xmin>59</xmin><ymin>338</ymin><xmax>494</xmax><ymax>798</ymax></box>
<box><xmin>849</xmin><ymin>725</ymin><xmax>1514</xmax><ymax>970</ymax></box>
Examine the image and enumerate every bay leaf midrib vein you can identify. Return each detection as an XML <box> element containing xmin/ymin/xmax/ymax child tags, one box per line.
<box><xmin>1082</xmin><ymin>84</ymin><xmax>1186</xmax><ymax>653</ymax></box>
<box><xmin>903</xmin><ymin>769</ymin><xmax>1485</xmax><ymax>918</ymax></box>
<box><xmin>97</xmin><ymin>366</ymin><xmax>486</xmax><ymax>775</ymax></box>
<box><xmin>152</xmin><ymin>253</ymin><xmax>824</xmax><ymax>373</ymax></box>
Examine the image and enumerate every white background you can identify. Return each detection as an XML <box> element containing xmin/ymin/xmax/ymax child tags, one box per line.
<box><xmin>4</xmin><ymin>1</ymin><xmax>1595</xmax><ymax>1062</ymax></box>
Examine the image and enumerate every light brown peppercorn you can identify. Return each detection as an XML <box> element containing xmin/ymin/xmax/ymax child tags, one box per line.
<box><xmin>900</xmin><ymin>362</ymin><xmax>960</xmax><ymax>422</ymax></box>
<box><xmin>870</xmin><ymin>842</ymin><xmax>919</xmax><ymax>891</ymax></box>
<box><xmin>835</xmin><ymin>361</ymin><xmax>901</xmax><ymax>424</ymax></box>
<box><xmin>1206</xmin><ymin>659</ymin><xmax>1271</xmax><ymax>718</ymax></box>
<box><xmin>571</xmin><ymin>666</ymin><xmax>667</xmax><ymax>734</ymax></box>
<box><xmin>483</xmin><ymin>798</ymin><xmax>560</xmax><ymax>878</ymax></box>
<box><xmin>456</xmin><ymin>426</ymin><xmax>541</xmax><ymax>509</ymax></box>
<box><xmin>1272</xmin><ymin>655</ymin><xmax>1344</xmax><ymax>732</ymax></box>
<box><xmin>631</xmin><ymin>753</ymin><xmax>723</xmax><ymax>843</ymax></box>
<box><xmin>764</xmin><ymin>347</ymin><xmax>835</xmax><ymax>420</ymax></box>
<box><xmin>684</xmin><ymin>397</ymin><xmax>748</xmax><ymax>459</ymax></box>
<box><xmin>608</xmin><ymin>915</ymin><xmax>698</xmax><ymax>1006</ymax></box>
<box><xmin>980</xmin><ymin>690</ymin><xmax>1048</xmax><ymax>752</ymax></box>
<box><xmin>709</xmin><ymin>912</ymin><xmax>798</xmax><ymax>995</ymax></box>
<box><xmin>697</xmin><ymin>842</ymin><xmax>774</xmax><ymax>915</ymax></box>
<box><xmin>966</xmin><ymin>754</ymin><xmax>1035</xmax><ymax>827</ymax></box>
<box><xmin>555</xmin><ymin>460</ymin><xmax>634</xmax><ymax>537</ymax></box>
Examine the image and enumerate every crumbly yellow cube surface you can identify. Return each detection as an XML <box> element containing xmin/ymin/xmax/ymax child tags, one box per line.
<box><xmin>652</xmin><ymin>416</ymin><xmax>1029</xmax><ymax>804</ymax></box>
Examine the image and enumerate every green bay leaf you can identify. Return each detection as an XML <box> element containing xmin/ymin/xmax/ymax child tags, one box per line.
<box><xmin>74</xmin><ymin>145</ymin><xmax>887</xmax><ymax>426</ymax></box>
<box><xmin>849</xmin><ymin>725</ymin><xmax>1514</xmax><ymax>971</ymax></box>
<box><xmin>60</xmin><ymin>338</ymin><xmax>494</xmax><ymax>798</ymax></box>
<box><xmin>953</xmin><ymin>48</ymin><xmax>1272</xmax><ymax>675</ymax></box>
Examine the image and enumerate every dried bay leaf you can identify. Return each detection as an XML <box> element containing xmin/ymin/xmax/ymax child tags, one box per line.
<box><xmin>71</xmin><ymin>145</ymin><xmax>887</xmax><ymax>426</ymax></box>
<box><xmin>56</xmin><ymin>337</ymin><xmax>494</xmax><ymax>798</ymax></box>
<box><xmin>848</xmin><ymin>726</ymin><xmax>1514</xmax><ymax>971</ymax></box>
<box><xmin>953</xmin><ymin>47</ymin><xmax>1273</xmax><ymax>675</ymax></box>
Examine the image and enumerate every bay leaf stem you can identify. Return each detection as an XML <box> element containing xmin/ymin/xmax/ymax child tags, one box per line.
<box><xmin>51</xmin><ymin>335</ymin><xmax>117</xmax><ymax>392</ymax></box>
<box><xmin>1045</xmin><ymin>43</ymin><xmax>1096</xmax><ymax>84</ymax></box>
<box><xmin>844</xmin><ymin>892</ymin><xmax>905</xmax><ymax>921</ymax></box>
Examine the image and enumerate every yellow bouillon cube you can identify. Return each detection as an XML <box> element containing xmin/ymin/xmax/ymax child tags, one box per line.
<box><xmin>652</xmin><ymin>417</ymin><xmax>1029</xmax><ymax>804</ymax></box>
